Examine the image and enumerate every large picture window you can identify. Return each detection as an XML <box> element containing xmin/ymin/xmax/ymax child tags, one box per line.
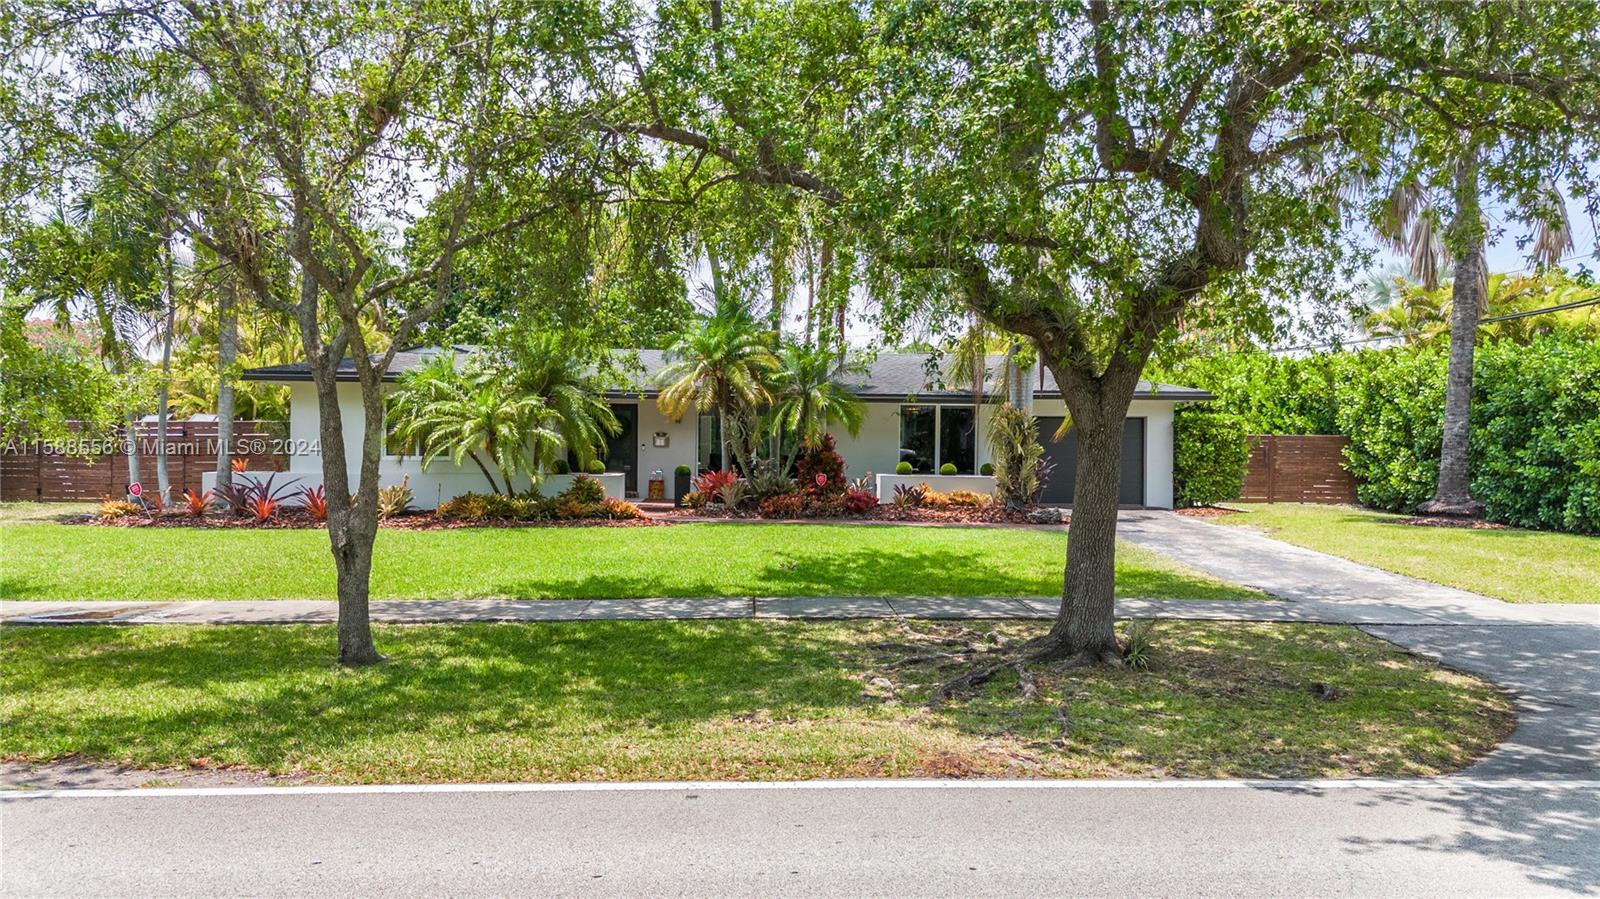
<box><xmin>899</xmin><ymin>406</ymin><xmax>936</xmax><ymax>472</ymax></box>
<box><xmin>939</xmin><ymin>406</ymin><xmax>976</xmax><ymax>474</ymax></box>
<box><xmin>899</xmin><ymin>404</ymin><xmax>975</xmax><ymax>474</ymax></box>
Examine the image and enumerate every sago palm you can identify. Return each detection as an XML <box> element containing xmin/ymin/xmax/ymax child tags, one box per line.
<box><xmin>656</xmin><ymin>303</ymin><xmax>780</xmax><ymax>473</ymax></box>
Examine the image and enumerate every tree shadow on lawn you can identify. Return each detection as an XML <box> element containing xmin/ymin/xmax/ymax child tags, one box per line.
<box><xmin>1</xmin><ymin>622</ymin><xmax>869</xmax><ymax>773</ymax></box>
<box><xmin>487</xmin><ymin>546</ymin><xmax>1240</xmax><ymax>600</ymax></box>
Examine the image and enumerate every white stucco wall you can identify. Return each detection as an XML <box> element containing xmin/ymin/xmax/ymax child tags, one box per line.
<box><xmin>628</xmin><ymin>399</ymin><xmax>700</xmax><ymax>499</ymax></box>
<box><xmin>262</xmin><ymin>382</ymin><xmax>1178</xmax><ymax>509</ymax></box>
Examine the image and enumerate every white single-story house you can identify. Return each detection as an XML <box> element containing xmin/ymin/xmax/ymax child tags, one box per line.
<box><xmin>210</xmin><ymin>348</ymin><xmax>1211</xmax><ymax>509</ymax></box>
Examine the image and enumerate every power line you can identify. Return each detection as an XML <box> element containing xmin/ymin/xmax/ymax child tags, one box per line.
<box><xmin>1270</xmin><ymin>293</ymin><xmax>1600</xmax><ymax>354</ymax></box>
<box><xmin>1477</xmin><ymin>293</ymin><xmax>1600</xmax><ymax>324</ymax></box>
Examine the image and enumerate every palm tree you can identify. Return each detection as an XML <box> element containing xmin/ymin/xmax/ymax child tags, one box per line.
<box><xmin>767</xmin><ymin>343</ymin><xmax>865</xmax><ymax>471</ymax></box>
<box><xmin>389</xmin><ymin>355</ymin><xmax>559</xmax><ymax>496</ymax></box>
<box><xmin>1381</xmin><ymin>160</ymin><xmax>1572</xmax><ymax>516</ymax></box>
<box><xmin>656</xmin><ymin>302</ymin><xmax>780</xmax><ymax>473</ymax></box>
<box><xmin>503</xmin><ymin>332</ymin><xmax>620</xmax><ymax>469</ymax></box>
<box><xmin>1361</xmin><ymin>280</ymin><xmax>1448</xmax><ymax>346</ymax></box>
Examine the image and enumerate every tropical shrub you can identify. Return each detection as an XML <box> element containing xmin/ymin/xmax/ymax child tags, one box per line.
<box><xmin>892</xmin><ymin>483</ymin><xmax>926</xmax><ymax>508</ymax></box>
<box><xmin>560</xmin><ymin>474</ymin><xmax>607</xmax><ymax>506</ymax></box>
<box><xmin>230</xmin><ymin>457</ymin><xmax>249</xmax><ymax>473</ymax></box>
<box><xmin>586</xmin><ymin>459</ymin><xmax>607</xmax><ymax>475</ymax></box>
<box><xmin>693</xmin><ymin>469</ymin><xmax>737</xmax><ymax>503</ymax></box>
<box><xmin>680</xmin><ymin>490</ymin><xmax>707</xmax><ymax>509</ymax></box>
<box><xmin>895</xmin><ymin>461</ymin><xmax>913</xmax><ymax>475</ymax></box>
<box><xmin>301</xmin><ymin>485</ymin><xmax>327</xmax><ymax>521</ymax></box>
<box><xmin>377</xmin><ymin>477</ymin><xmax>414</xmax><ymax>519</ymax></box>
<box><xmin>1469</xmin><ymin>337</ymin><xmax>1600</xmax><ymax>533</ymax></box>
<box><xmin>181</xmin><ymin>489</ymin><xmax>214</xmax><ymax>517</ymax></box>
<box><xmin>758</xmin><ymin>493</ymin><xmax>805</xmax><ymax>518</ymax></box>
<box><xmin>552</xmin><ymin>458</ymin><xmax>571</xmax><ymax>475</ymax></box>
<box><xmin>938</xmin><ymin>462</ymin><xmax>957</xmax><ymax>475</ymax></box>
<box><xmin>1172</xmin><ymin>406</ymin><xmax>1251</xmax><ymax>507</ymax></box>
<box><xmin>245</xmin><ymin>495</ymin><xmax>279</xmax><ymax>523</ymax></box>
<box><xmin>99</xmin><ymin>498</ymin><xmax>139</xmax><ymax>519</ymax></box>
<box><xmin>216</xmin><ymin>472</ymin><xmax>301</xmax><ymax>516</ymax></box>
<box><xmin>985</xmin><ymin>403</ymin><xmax>1044</xmax><ymax>512</ymax></box>
<box><xmin>719</xmin><ymin>479</ymin><xmax>749</xmax><ymax>510</ymax></box>
<box><xmin>599</xmin><ymin>497</ymin><xmax>644</xmax><ymax>520</ymax></box>
<box><xmin>438</xmin><ymin>493</ymin><xmax>494</xmax><ymax>521</ymax></box>
<box><xmin>796</xmin><ymin>434</ymin><xmax>845</xmax><ymax>495</ymax></box>
<box><xmin>745</xmin><ymin>458</ymin><xmax>796</xmax><ymax>500</ymax></box>
<box><xmin>980</xmin><ymin>462</ymin><xmax>994</xmax><ymax>476</ymax></box>
<box><xmin>1332</xmin><ymin>347</ymin><xmax>1447</xmax><ymax>512</ymax></box>
<box><xmin>844</xmin><ymin>487</ymin><xmax>879</xmax><ymax>513</ymax></box>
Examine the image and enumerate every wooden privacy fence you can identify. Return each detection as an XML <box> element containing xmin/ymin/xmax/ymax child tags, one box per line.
<box><xmin>1237</xmin><ymin>435</ymin><xmax>1359</xmax><ymax>504</ymax></box>
<box><xmin>1</xmin><ymin>421</ymin><xmax>287</xmax><ymax>502</ymax></box>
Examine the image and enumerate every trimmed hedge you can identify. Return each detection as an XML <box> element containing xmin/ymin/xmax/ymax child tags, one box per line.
<box><xmin>1172</xmin><ymin>407</ymin><xmax>1251</xmax><ymax>507</ymax></box>
<box><xmin>1164</xmin><ymin>334</ymin><xmax>1600</xmax><ymax>533</ymax></box>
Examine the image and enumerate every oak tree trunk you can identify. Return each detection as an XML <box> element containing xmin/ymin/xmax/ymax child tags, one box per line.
<box><xmin>1035</xmin><ymin>388</ymin><xmax>1126</xmax><ymax>665</ymax></box>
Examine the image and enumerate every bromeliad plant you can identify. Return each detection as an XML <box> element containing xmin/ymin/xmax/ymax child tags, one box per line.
<box><xmin>216</xmin><ymin>472</ymin><xmax>301</xmax><ymax>517</ymax></box>
<box><xmin>301</xmin><ymin>485</ymin><xmax>328</xmax><ymax>522</ymax></box>
<box><xmin>181</xmin><ymin>489</ymin><xmax>214</xmax><ymax>517</ymax></box>
<box><xmin>692</xmin><ymin>469</ymin><xmax>738</xmax><ymax>504</ymax></box>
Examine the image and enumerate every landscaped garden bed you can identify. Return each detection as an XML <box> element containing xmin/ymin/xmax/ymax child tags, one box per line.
<box><xmin>0</xmin><ymin>619</ymin><xmax>1513</xmax><ymax>782</ymax></box>
<box><xmin>78</xmin><ymin>474</ymin><xmax>650</xmax><ymax>530</ymax></box>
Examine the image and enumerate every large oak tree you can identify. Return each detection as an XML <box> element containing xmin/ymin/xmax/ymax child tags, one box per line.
<box><xmin>598</xmin><ymin>0</ymin><xmax>1600</xmax><ymax>673</ymax></box>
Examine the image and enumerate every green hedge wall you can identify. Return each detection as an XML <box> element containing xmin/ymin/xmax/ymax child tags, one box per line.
<box><xmin>1172</xmin><ymin>407</ymin><xmax>1252</xmax><ymax>507</ymax></box>
<box><xmin>1162</xmin><ymin>335</ymin><xmax>1600</xmax><ymax>533</ymax></box>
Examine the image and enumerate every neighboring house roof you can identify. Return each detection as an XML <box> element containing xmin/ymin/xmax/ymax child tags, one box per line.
<box><xmin>243</xmin><ymin>347</ymin><xmax>1213</xmax><ymax>402</ymax></box>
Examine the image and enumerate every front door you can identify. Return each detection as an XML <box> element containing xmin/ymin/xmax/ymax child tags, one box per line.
<box><xmin>1033</xmin><ymin>417</ymin><xmax>1146</xmax><ymax>506</ymax></box>
<box><xmin>606</xmin><ymin>404</ymin><xmax>639</xmax><ymax>495</ymax></box>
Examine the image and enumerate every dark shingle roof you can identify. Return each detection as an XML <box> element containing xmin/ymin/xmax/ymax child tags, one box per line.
<box><xmin>243</xmin><ymin>347</ymin><xmax>1212</xmax><ymax>401</ymax></box>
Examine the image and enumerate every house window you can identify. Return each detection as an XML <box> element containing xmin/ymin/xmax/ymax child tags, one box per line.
<box><xmin>900</xmin><ymin>404</ymin><xmax>977</xmax><ymax>474</ymax></box>
<box><xmin>382</xmin><ymin>397</ymin><xmax>418</xmax><ymax>458</ymax></box>
<box><xmin>939</xmin><ymin>406</ymin><xmax>976</xmax><ymax>474</ymax></box>
<box><xmin>899</xmin><ymin>406</ymin><xmax>936</xmax><ymax>473</ymax></box>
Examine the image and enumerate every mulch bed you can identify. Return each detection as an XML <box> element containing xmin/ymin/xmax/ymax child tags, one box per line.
<box><xmin>1395</xmin><ymin>516</ymin><xmax>1511</xmax><ymax>530</ymax></box>
<box><xmin>1174</xmin><ymin>506</ymin><xmax>1243</xmax><ymax>519</ymax></box>
<box><xmin>659</xmin><ymin>505</ymin><xmax>1052</xmax><ymax>525</ymax></box>
<box><xmin>69</xmin><ymin>511</ymin><xmax>659</xmax><ymax>530</ymax></box>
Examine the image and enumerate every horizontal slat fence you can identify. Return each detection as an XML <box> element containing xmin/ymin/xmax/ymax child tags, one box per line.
<box><xmin>1</xmin><ymin>421</ymin><xmax>286</xmax><ymax>502</ymax></box>
<box><xmin>1238</xmin><ymin>435</ymin><xmax>1358</xmax><ymax>504</ymax></box>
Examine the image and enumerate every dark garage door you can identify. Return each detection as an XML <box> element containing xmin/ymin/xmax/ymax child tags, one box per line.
<box><xmin>1034</xmin><ymin>417</ymin><xmax>1146</xmax><ymax>506</ymax></box>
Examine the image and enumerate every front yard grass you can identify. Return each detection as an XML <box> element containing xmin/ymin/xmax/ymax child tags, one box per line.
<box><xmin>0</xmin><ymin>620</ymin><xmax>1510</xmax><ymax>782</ymax></box>
<box><xmin>0</xmin><ymin>513</ymin><xmax>1258</xmax><ymax>601</ymax></box>
<box><xmin>1220</xmin><ymin>504</ymin><xmax>1599</xmax><ymax>604</ymax></box>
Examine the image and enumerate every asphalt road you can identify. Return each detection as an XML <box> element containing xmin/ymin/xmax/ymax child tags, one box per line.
<box><xmin>4</xmin><ymin>780</ymin><xmax>1597</xmax><ymax>898</ymax></box>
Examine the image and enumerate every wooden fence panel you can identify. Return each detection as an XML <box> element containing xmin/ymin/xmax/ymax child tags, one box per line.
<box><xmin>1237</xmin><ymin>435</ymin><xmax>1358</xmax><ymax>504</ymax></box>
<box><xmin>1</xmin><ymin>421</ymin><xmax>286</xmax><ymax>502</ymax></box>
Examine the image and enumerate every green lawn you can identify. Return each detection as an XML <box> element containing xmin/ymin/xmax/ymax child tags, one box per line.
<box><xmin>0</xmin><ymin>509</ymin><xmax>1258</xmax><ymax>601</ymax></box>
<box><xmin>0</xmin><ymin>620</ymin><xmax>1510</xmax><ymax>782</ymax></box>
<box><xmin>1221</xmin><ymin>504</ymin><xmax>1599</xmax><ymax>604</ymax></box>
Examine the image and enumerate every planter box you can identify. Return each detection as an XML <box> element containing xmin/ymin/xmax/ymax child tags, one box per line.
<box><xmin>875</xmin><ymin>474</ymin><xmax>997</xmax><ymax>502</ymax></box>
<box><xmin>540</xmin><ymin>473</ymin><xmax>625</xmax><ymax>501</ymax></box>
<box><xmin>204</xmin><ymin>470</ymin><xmax>626</xmax><ymax>510</ymax></box>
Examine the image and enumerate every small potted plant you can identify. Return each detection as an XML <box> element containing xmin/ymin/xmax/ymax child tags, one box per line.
<box><xmin>673</xmin><ymin>464</ymin><xmax>693</xmax><ymax>506</ymax></box>
<box><xmin>895</xmin><ymin>461</ymin><xmax>913</xmax><ymax>475</ymax></box>
<box><xmin>940</xmin><ymin>462</ymin><xmax>958</xmax><ymax>476</ymax></box>
<box><xmin>586</xmin><ymin>459</ymin><xmax>606</xmax><ymax>475</ymax></box>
